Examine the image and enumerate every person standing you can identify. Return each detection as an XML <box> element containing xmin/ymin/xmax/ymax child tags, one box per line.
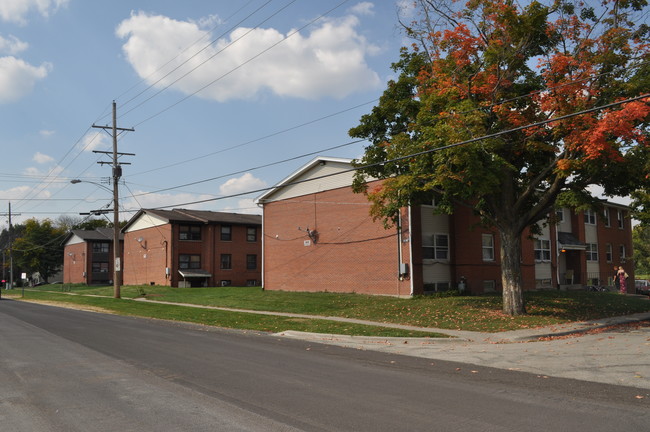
<box><xmin>618</xmin><ymin>266</ymin><xmax>628</xmax><ymax>294</ymax></box>
<box><xmin>613</xmin><ymin>265</ymin><xmax>621</xmax><ymax>291</ymax></box>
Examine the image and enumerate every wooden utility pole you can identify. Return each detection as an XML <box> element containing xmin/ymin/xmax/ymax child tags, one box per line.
<box><xmin>92</xmin><ymin>101</ymin><xmax>134</xmax><ymax>299</ymax></box>
<box><xmin>0</xmin><ymin>202</ymin><xmax>20</xmax><ymax>299</ymax></box>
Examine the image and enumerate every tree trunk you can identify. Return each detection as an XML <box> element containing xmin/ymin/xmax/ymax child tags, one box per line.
<box><xmin>500</xmin><ymin>227</ymin><xmax>526</xmax><ymax>315</ymax></box>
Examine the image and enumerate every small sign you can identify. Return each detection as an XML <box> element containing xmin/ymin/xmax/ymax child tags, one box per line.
<box><xmin>304</xmin><ymin>240</ymin><xmax>311</xmax><ymax>247</ymax></box>
<box><xmin>115</xmin><ymin>257</ymin><xmax>121</xmax><ymax>271</ymax></box>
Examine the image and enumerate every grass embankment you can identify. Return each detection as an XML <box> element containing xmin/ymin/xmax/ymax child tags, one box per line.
<box><xmin>13</xmin><ymin>284</ymin><xmax>650</xmax><ymax>335</ymax></box>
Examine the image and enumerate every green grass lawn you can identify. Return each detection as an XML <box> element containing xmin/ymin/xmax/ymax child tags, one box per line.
<box><xmin>15</xmin><ymin>283</ymin><xmax>650</xmax><ymax>334</ymax></box>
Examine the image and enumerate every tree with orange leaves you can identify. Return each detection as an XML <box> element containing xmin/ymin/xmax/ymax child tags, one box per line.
<box><xmin>350</xmin><ymin>0</ymin><xmax>649</xmax><ymax>315</ymax></box>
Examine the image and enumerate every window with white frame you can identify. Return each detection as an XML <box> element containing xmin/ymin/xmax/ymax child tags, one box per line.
<box><xmin>586</xmin><ymin>243</ymin><xmax>598</xmax><ymax>261</ymax></box>
<box><xmin>555</xmin><ymin>208</ymin><xmax>564</xmax><ymax>222</ymax></box>
<box><xmin>619</xmin><ymin>244</ymin><xmax>626</xmax><ymax>261</ymax></box>
<box><xmin>534</xmin><ymin>239</ymin><xmax>551</xmax><ymax>261</ymax></box>
<box><xmin>423</xmin><ymin>234</ymin><xmax>449</xmax><ymax>260</ymax></box>
<box><xmin>482</xmin><ymin>234</ymin><xmax>495</xmax><ymax>261</ymax></box>
<box><xmin>606</xmin><ymin>243</ymin><xmax>613</xmax><ymax>263</ymax></box>
<box><xmin>617</xmin><ymin>209</ymin><xmax>624</xmax><ymax>229</ymax></box>
<box><xmin>603</xmin><ymin>208</ymin><xmax>611</xmax><ymax>227</ymax></box>
<box><xmin>584</xmin><ymin>209</ymin><xmax>596</xmax><ymax>225</ymax></box>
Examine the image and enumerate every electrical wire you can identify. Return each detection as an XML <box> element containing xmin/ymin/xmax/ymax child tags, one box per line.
<box><xmin>129</xmin><ymin>0</ymin><xmax>352</xmax><ymax>127</ymax></box>
<box><xmin>144</xmin><ymin>93</ymin><xmax>650</xmax><ymax>210</ymax></box>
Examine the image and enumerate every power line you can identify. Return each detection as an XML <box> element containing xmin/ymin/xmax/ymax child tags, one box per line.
<box><xmin>128</xmin><ymin>139</ymin><xmax>365</xmax><ymax>197</ymax></box>
<box><xmin>129</xmin><ymin>98</ymin><xmax>378</xmax><ymax>177</ymax></box>
<box><xmin>148</xmin><ymin>93</ymin><xmax>650</xmax><ymax>210</ymax></box>
<box><xmin>130</xmin><ymin>0</ymin><xmax>352</xmax><ymax>127</ymax></box>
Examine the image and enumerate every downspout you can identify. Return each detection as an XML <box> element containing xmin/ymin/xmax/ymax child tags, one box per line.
<box><xmin>396</xmin><ymin>211</ymin><xmax>402</xmax><ymax>297</ymax></box>
<box><xmin>259</xmin><ymin>200</ymin><xmax>265</xmax><ymax>290</ymax></box>
<box><xmin>555</xmin><ymin>224</ymin><xmax>560</xmax><ymax>288</ymax></box>
<box><xmin>408</xmin><ymin>205</ymin><xmax>414</xmax><ymax>296</ymax></box>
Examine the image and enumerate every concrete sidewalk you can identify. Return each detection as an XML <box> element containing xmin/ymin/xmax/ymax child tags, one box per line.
<box><xmin>277</xmin><ymin>312</ymin><xmax>650</xmax><ymax>391</ymax></box>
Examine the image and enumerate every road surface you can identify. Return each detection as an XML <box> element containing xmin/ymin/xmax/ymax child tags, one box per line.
<box><xmin>1</xmin><ymin>300</ymin><xmax>648</xmax><ymax>431</ymax></box>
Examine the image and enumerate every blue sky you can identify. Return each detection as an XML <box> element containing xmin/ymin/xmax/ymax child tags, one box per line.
<box><xmin>0</xmin><ymin>0</ymin><xmax>411</xmax><ymax>226</ymax></box>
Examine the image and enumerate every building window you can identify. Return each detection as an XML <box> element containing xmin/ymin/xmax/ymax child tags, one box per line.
<box><xmin>585</xmin><ymin>209</ymin><xmax>596</xmax><ymax>225</ymax></box>
<box><xmin>246</xmin><ymin>254</ymin><xmax>257</xmax><ymax>270</ymax></box>
<box><xmin>179</xmin><ymin>254</ymin><xmax>201</xmax><ymax>269</ymax></box>
<box><xmin>555</xmin><ymin>208</ymin><xmax>564</xmax><ymax>222</ymax></box>
<box><xmin>586</xmin><ymin>243</ymin><xmax>598</xmax><ymax>261</ymax></box>
<box><xmin>220</xmin><ymin>280</ymin><xmax>232</xmax><ymax>286</ymax></box>
<box><xmin>221</xmin><ymin>225</ymin><xmax>232</xmax><ymax>241</ymax></box>
<box><xmin>534</xmin><ymin>239</ymin><xmax>551</xmax><ymax>261</ymax></box>
<box><xmin>220</xmin><ymin>254</ymin><xmax>232</xmax><ymax>270</ymax></box>
<box><xmin>422</xmin><ymin>234</ymin><xmax>449</xmax><ymax>260</ymax></box>
<box><xmin>92</xmin><ymin>242</ymin><xmax>109</xmax><ymax>253</ymax></box>
<box><xmin>603</xmin><ymin>208</ymin><xmax>611</xmax><ymax>227</ymax></box>
<box><xmin>246</xmin><ymin>279</ymin><xmax>258</xmax><ymax>286</ymax></box>
<box><xmin>617</xmin><ymin>210</ymin><xmax>624</xmax><ymax>229</ymax></box>
<box><xmin>483</xmin><ymin>280</ymin><xmax>496</xmax><ymax>292</ymax></box>
<box><xmin>91</xmin><ymin>262</ymin><xmax>109</xmax><ymax>273</ymax></box>
<box><xmin>619</xmin><ymin>244</ymin><xmax>626</xmax><ymax>261</ymax></box>
<box><xmin>606</xmin><ymin>243</ymin><xmax>613</xmax><ymax>263</ymax></box>
<box><xmin>179</xmin><ymin>225</ymin><xmax>201</xmax><ymax>240</ymax></box>
<box><xmin>482</xmin><ymin>234</ymin><xmax>495</xmax><ymax>261</ymax></box>
<box><xmin>247</xmin><ymin>226</ymin><xmax>257</xmax><ymax>242</ymax></box>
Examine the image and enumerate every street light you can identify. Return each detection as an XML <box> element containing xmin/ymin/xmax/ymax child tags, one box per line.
<box><xmin>71</xmin><ymin>178</ymin><xmax>122</xmax><ymax>299</ymax></box>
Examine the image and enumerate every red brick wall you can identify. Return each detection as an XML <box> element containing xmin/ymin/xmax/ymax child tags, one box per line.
<box><xmin>123</xmin><ymin>225</ymin><xmax>173</xmax><ymax>286</ymax></box>
<box><xmin>63</xmin><ymin>243</ymin><xmax>88</xmax><ymax>284</ymax></box>
<box><xmin>596</xmin><ymin>207</ymin><xmax>634</xmax><ymax>285</ymax></box>
<box><xmin>123</xmin><ymin>222</ymin><xmax>261</xmax><ymax>287</ymax></box>
<box><xmin>263</xmin><ymin>185</ymin><xmax>411</xmax><ymax>296</ymax></box>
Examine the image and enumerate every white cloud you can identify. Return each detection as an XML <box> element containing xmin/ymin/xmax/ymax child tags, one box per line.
<box><xmin>39</xmin><ymin>129</ymin><xmax>55</xmax><ymax>137</ymax></box>
<box><xmin>0</xmin><ymin>0</ymin><xmax>69</xmax><ymax>25</ymax></box>
<box><xmin>220</xmin><ymin>198</ymin><xmax>262</xmax><ymax>215</ymax></box>
<box><xmin>79</xmin><ymin>131</ymin><xmax>109</xmax><ymax>152</ymax></box>
<box><xmin>33</xmin><ymin>151</ymin><xmax>54</xmax><ymax>164</ymax></box>
<box><xmin>116</xmin><ymin>11</ymin><xmax>381</xmax><ymax>102</ymax></box>
<box><xmin>350</xmin><ymin>2</ymin><xmax>375</xmax><ymax>16</ymax></box>
<box><xmin>0</xmin><ymin>35</ymin><xmax>28</xmax><ymax>55</ymax></box>
<box><xmin>0</xmin><ymin>56</ymin><xmax>50</xmax><ymax>103</ymax></box>
<box><xmin>219</xmin><ymin>173</ymin><xmax>266</xmax><ymax>196</ymax></box>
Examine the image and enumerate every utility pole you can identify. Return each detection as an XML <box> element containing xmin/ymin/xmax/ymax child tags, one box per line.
<box><xmin>0</xmin><ymin>202</ymin><xmax>20</xmax><ymax>299</ymax></box>
<box><xmin>92</xmin><ymin>101</ymin><xmax>134</xmax><ymax>299</ymax></box>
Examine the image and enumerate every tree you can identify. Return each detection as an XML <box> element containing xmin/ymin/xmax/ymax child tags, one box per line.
<box><xmin>350</xmin><ymin>0</ymin><xmax>650</xmax><ymax>315</ymax></box>
<box><xmin>633</xmin><ymin>224</ymin><xmax>650</xmax><ymax>275</ymax></box>
<box><xmin>13</xmin><ymin>218</ymin><xmax>65</xmax><ymax>283</ymax></box>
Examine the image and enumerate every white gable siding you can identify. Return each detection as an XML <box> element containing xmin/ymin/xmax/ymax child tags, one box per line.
<box><xmin>124</xmin><ymin>213</ymin><xmax>169</xmax><ymax>232</ymax></box>
<box><xmin>263</xmin><ymin>161</ymin><xmax>356</xmax><ymax>202</ymax></box>
<box><xmin>64</xmin><ymin>234</ymin><xmax>85</xmax><ymax>246</ymax></box>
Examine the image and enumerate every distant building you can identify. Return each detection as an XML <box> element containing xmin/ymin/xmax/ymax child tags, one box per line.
<box><xmin>256</xmin><ymin>157</ymin><xmax>635</xmax><ymax>296</ymax></box>
<box><xmin>122</xmin><ymin>209</ymin><xmax>262</xmax><ymax>288</ymax></box>
<box><xmin>62</xmin><ymin>228</ymin><xmax>123</xmax><ymax>285</ymax></box>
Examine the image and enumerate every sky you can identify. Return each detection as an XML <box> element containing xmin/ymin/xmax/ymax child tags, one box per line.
<box><xmin>0</xmin><ymin>0</ymin><xmax>411</xmax><ymax>227</ymax></box>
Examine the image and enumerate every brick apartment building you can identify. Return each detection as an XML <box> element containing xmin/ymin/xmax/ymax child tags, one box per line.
<box><xmin>121</xmin><ymin>209</ymin><xmax>262</xmax><ymax>287</ymax></box>
<box><xmin>256</xmin><ymin>157</ymin><xmax>635</xmax><ymax>296</ymax></box>
<box><xmin>62</xmin><ymin>228</ymin><xmax>124</xmax><ymax>285</ymax></box>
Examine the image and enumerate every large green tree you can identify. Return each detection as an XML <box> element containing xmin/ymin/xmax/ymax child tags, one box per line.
<box><xmin>633</xmin><ymin>224</ymin><xmax>650</xmax><ymax>275</ymax></box>
<box><xmin>350</xmin><ymin>0</ymin><xmax>649</xmax><ymax>315</ymax></box>
<box><xmin>13</xmin><ymin>218</ymin><xmax>65</xmax><ymax>283</ymax></box>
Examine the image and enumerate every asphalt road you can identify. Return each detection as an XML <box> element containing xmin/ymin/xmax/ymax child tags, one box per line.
<box><xmin>1</xmin><ymin>300</ymin><xmax>649</xmax><ymax>431</ymax></box>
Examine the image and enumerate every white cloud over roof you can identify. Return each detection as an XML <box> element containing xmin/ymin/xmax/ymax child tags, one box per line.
<box><xmin>116</xmin><ymin>10</ymin><xmax>381</xmax><ymax>102</ymax></box>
